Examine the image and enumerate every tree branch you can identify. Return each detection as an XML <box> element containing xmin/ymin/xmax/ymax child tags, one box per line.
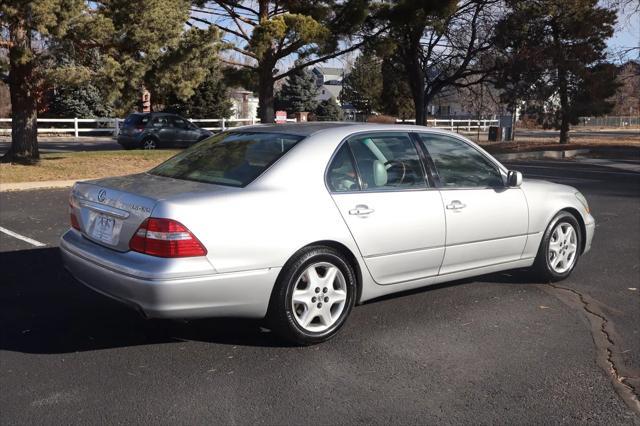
<box><xmin>220</xmin><ymin>57</ymin><xmax>256</xmax><ymax>69</ymax></box>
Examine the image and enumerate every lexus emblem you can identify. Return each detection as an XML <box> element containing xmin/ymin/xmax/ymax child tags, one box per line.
<box><xmin>97</xmin><ymin>189</ymin><xmax>107</xmax><ymax>202</ymax></box>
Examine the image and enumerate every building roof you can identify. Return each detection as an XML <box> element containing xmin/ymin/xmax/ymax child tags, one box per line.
<box><xmin>313</xmin><ymin>67</ymin><xmax>344</xmax><ymax>76</ymax></box>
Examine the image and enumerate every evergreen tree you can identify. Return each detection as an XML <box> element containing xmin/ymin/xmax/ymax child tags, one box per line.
<box><xmin>48</xmin><ymin>85</ymin><xmax>114</xmax><ymax>118</ymax></box>
<box><xmin>315</xmin><ymin>97</ymin><xmax>344</xmax><ymax>121</ymax></box>
<box><xmin>340</xmin><ymin>52</ymin><xmax>383</xmax><ymax>115</ymax></box>
<box><xmin>45</xmin><ymin>41</ymin><xmax>113</xmax><ymax>118</ymax></box>
<box><xmin>0</xmin><ymin>0</ymin><xmax>224</xmax><ymax>163</ymax></box>
<box><xmin>275</xmin><ymin>67</ymin><xmax>319</xmax><ymax>113</ymax></box>
<box><xmin>495</xmin><ymin>0</ymin><xmax>617</xmax><ymax>143</ymax></box>
<box><xmin>1</xmin><ymin>0</ymin><xmax>86</xmax><ymax>163</ymax></box>
<box><xmin>163</xmin><ymin>67</ymin><xmax>233</xmax><ymax>118</ymax></box>
<box><xmin>380</xmin><ymin>54</ymin><xmax>415</xmax><ymax>120</ymax></box>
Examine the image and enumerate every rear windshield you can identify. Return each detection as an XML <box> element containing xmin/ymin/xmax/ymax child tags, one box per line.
<box><xmin>124</xmin><ymin>114</ymin><xmax>149</xmax><ymax>126</ymax></box>
<box><xmin>150</xmin><ymin>131</ymin><xmax>304</xmax><ymax>187</ymax></box>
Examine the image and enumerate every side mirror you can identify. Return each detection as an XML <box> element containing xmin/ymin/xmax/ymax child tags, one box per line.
<box><xmin>507</xmin><ymin>170</ymin><xmax>523</xmax><ymax>187</ymax></box>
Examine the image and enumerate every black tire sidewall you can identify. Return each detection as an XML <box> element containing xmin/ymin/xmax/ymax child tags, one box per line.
<box><xmin>537</xmin><ymin>212</ymin><xmax>582</xmax><ymax>281</ymax></box>
<box><xmin>271</xmin><ymin>247</ymin><xmax>356</xmax><ymax>344</ymax></box>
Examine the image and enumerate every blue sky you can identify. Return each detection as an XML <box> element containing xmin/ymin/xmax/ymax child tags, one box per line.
<box><xmin>607</xmin><ymin>10</ymin><xmax>639</xmax><ymax>60</ymax></box>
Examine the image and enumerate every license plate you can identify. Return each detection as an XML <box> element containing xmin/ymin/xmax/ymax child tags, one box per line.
<box><xmin>91</xmin><ymin>214</ymin><xmax>116</xmax><ymax>244</ymax></box>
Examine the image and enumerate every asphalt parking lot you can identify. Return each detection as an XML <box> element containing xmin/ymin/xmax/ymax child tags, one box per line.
<box><xmin>1</xmin><ymin>158</ymin><xmax>639</xmax><ymax>424</ymax></box>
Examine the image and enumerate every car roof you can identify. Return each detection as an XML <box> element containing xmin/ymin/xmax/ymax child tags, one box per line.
<box><xmin>231</xmin><ymin>122</ymin><xmax>359</xmax><ymax>136</ymax></box>
<box><xmin>230</xmin><ymin>122</ymin><xmax>475</xmax><ymax>138</ymax></box>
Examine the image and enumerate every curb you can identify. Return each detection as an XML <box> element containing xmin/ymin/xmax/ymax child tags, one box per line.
<box><xmin>494</xmin><ymin>149</ymin><xmax>591</xmax><ymax>161</ymax></box>
<box><xmin>0</xmin><ymin>179</ymin><xmax>79</xmax><ymax>192</ymax></box>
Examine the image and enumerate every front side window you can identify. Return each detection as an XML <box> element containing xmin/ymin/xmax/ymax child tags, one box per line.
<box><xmin>327</xmin><ymin>144</ymin><xmax>359</xmax><ymax>192</ymax></box>
<box><xmin>171</xmin><ymin>116</ymin><xmax>190</xmax><ymax>129</ymax></box>
<box><xmin>150</xmin><ymin>132</ymin><xmax>303</xmax><ymax>187</ymax></box>
<box><xmin>419</xmin><ymin>134</ymin><xmax>503</xmax><ymax>188</ymax></box>
<box><xmin>347</xmin><ymin>133</ymin><xmax>426</xmax><ymax>190</ymax></box>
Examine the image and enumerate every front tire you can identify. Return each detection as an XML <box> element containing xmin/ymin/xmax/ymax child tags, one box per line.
<box><xmin>268</xmin><ymin>246</ymin><xmax>357</xmax><ymax>345</ymax></box>
<box><xmin>532</xmin><ymin>211</ymin><xmax>582</xmax><ymax>282</ymax></box>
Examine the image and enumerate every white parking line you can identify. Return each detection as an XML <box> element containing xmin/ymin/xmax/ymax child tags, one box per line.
<box><xmin>0</xmin><ymin>226</ymin><xmax>46</xmax><ymax>247</ymax></box>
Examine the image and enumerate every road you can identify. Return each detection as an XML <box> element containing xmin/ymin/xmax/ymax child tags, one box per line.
<box><xmin>1</xmin><ymin>159</ymin><xmax>639</xmax><ymax>424</ymax></box>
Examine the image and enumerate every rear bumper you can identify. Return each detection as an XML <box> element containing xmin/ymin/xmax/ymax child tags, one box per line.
<box><xmin>60</xmin><ymin>230</ymin><xmax>279</xmax><ymax>319</ymax></box>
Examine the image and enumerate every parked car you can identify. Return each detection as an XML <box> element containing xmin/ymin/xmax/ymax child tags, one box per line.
<box><xmin>61</xmin><ymin>123</ymin><xmax>594</xmax><ymax>345</ymax></box>
<box><xmin>117</xmin><ymin>112</ymin><xmax>213</xmax><ymax>149</ymax></box>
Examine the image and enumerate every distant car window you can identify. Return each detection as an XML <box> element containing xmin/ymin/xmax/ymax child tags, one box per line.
<box><xmin>171</xmin><ymin>117</ymin><xmax>190</xmax><ymax>129</ymax></box>
<box><xmin>151</xmin><ymin>117</ymin><xmax>169</xmax><ymax>127</ymax></box>
<box><xmin>419</xmin><ymin>134</ymin><xmax>504</xmax><ymax>188</ymax></box>
<box><xmin>327</xmin><ymin>144</ymin><xmax>359</xmax><ymax>192</ymax></box>
<box><xmin>347</xmin><ymin>133</ymin><xmax>426</xmax><ymax>190</ymax></box>
<box><xmin>124</xmin><ymin>114</ymin><xmax>149</xmax><ymax>126</ymax></box>
<box><xmin>150</xmin><ymin>132</ymin><xmax>304</xmax><ymax>187</ymax></box>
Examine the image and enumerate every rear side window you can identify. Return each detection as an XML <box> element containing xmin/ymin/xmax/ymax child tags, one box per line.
<box><xmin>418</xmin><ymin>134</ymin><xmax>503</xmax><ymax>188</ymax></box>
<box><xmin>150</xmin><ymin>132</ymin><xmax>303</xmax><ymax>187</ymax></box>
<box><xmin>124</xmin><ymin>114</ymin><xmax>149</xmax><ymax>126</ymax></box>
<box><xmin>347</xmin><ymin>133</ymin><xmax>426</xmax><ymax>190</ymax></box>
<box><xmin>327</xmin><ymin>144</ymin><xmax>359</xmax><ymax>192</ymax></box>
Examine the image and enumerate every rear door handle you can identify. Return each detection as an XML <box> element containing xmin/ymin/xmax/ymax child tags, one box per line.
<box><xmin>446</xmin><ymin>200</ymin><xmax>466</xmax><ymax>210</ymax></box>
<box><xmin>349</xmin><ymin>205</ymin><xmax>375</xmax><ymax>216</ymax></box>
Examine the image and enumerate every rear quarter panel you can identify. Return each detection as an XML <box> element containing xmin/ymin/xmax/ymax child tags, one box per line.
<box><xmin>150</xmin><ymin>130</ymin><xmax>364</xmax><ymax>275</ymax></box>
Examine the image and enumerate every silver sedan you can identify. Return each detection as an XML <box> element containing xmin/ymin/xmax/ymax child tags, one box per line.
<box><xmin>60</xmin><ymin>123</ymin><xmax>595</xmax><ymax>344</ymax></box>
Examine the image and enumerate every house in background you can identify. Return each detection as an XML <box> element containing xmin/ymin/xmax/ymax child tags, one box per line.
<box><xmin>311</xmin><ymin>67</ymin><xmax>345</xmax><ymax>103</ymax></box>
<box><xmin>229</xmin><ymin>88</ymin><xmax>258</xmax><ymax>121</ymax></box>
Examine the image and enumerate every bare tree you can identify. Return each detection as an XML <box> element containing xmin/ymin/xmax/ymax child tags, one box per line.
<box><xmin>191</xmin><ymin>1</ymin><xmax>380</xmax><ymax>122</ymax></box>
<box><xmin>386</xmin><ymin>0</ymin><xmax>502</xmax><ymax>125</ymax></box>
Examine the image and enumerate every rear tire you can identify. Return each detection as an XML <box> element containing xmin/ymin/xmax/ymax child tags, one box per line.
<box><xmin>140</xmin><ymin>137</ymin><xmax>158</xmax><ymax>150</ymax></box>
<box><xmin>532</xmin><ymin>211</ymin><xmax>582</xmax><ymax>282</ymax></box>
<box><xmin>268</xmin><ymin>246</ymin><xmax>357</xmax><ymax>345</ymax></box>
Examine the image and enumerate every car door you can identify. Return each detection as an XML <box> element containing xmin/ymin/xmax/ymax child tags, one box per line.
<box><xmin>328</xmin><ymin>132</ymin><xmax>446</xmax><ymax>285</ymax></box>
<box><xmin>417</xmin><ymin>133</ymin><xmax>528</xmax><ymax>275</ymax></box>
<box><xmin>171</xmin><ymin>116</ymin><xmax>201</xmax><ymax>146</ymax></box>
<box><xmin>150</xmin><ymin>116</ymin><xmax>176</xmax><ymax>145</ymax></box>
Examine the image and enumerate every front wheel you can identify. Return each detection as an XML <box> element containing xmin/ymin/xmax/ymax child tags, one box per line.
<box><xmin>268</xmin><ymin>246</ymin><xmax>357</xmax><ymax>345</ymax></box>
<box><xmin>532</xmin><ymin>211</ymin><xmax>582</xmax><ymax>282</ymax></box>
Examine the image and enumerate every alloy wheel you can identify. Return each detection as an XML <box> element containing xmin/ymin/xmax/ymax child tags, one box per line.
<box><xmin>548</xmin><ymin>221</ymin><xmax>578</xmax><ymax>274</ymax></box>
<box><xmin>291</xmin><ymin>262</ymin><xmax>348</xmax><ymax>332</ymax></box>
<box><xmin>143</xmin><ymin>139</ymin><xmax>157</xmax><ymax>150</ymax></box>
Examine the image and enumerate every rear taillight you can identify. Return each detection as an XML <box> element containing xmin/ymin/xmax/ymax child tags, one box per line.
<box><xmin>129</xmin><ymin>218</ymin><xmax>207</xmax><ymax>258</ymax></box>
<box><xmin>70</xmin><ymin>210</ymin><xmax>81</xmax><ymax>230</ymax></box>
<box><xmin>69</xmin><ymin>195</ymin><xmax>81</xmax><ymax>230</ymax></box>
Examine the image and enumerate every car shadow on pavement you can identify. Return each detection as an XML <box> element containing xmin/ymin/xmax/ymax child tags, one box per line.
<box><xmin>0</xmin><ymin>248</ymin><xmax>289</xmax><ymax>354</ymax></box>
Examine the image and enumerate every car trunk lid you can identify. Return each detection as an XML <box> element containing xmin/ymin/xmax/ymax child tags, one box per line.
<box><xmin>70</xmin><ymin>173</ymin><xmax>227</xmax><ymax>252</ymax></box>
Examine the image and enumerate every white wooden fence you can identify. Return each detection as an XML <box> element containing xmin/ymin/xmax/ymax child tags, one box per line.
<box><xmin>396</xmin><ymin>118</ymin><xmax>499</xmax><ymax>131</ymax></box>
<box><xmin>0</xmin><ymin>117</ymin><xmax>270</xmax><ymax>137</ymax></box>
<box><xmin>0</xmin><ymin>117</ymin><xmax>494</xmax><ymax>137</ymax></box>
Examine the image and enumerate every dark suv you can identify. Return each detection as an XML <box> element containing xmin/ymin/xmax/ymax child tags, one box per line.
<box><xmin>117</xmin><ymin>112</ymin><xmax>213</xmax><ymax>149</ymax></box>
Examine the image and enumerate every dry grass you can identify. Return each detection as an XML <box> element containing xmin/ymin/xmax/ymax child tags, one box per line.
<box><xmin>0</xmin><ymin>150</ymin><xmax>178</xmax><ymax>183</ymax></box>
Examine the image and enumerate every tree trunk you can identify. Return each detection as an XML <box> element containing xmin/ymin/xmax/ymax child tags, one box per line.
<box><xmin>557</xmin><ymin>65</ymin><xmax>570</xmax><ymax>144</ymax></box>
<box><xmin>403</xmin><ymin>30</ymin><xmax>426</xmax><ymax>125</ymax></box>
<box><xmin>1</xmin><ymin>21</ymin><xmax>39</xmax><ymax>164</ymax></box>
<box><xmin>258</xmin><ymin>66</ymin><xmax>275</xmax><ymax>123</ymax></box>
<box><xmin>256</xmin><ymin>0</ymin><xmax>275</xmax><ymax>124</ymax></box>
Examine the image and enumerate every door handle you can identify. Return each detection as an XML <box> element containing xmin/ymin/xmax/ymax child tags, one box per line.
<box><xmin>349</xmin><ymin>205</ymin><xmax>375</xmax><ymax>216</ymax></box>
<box><xmin>446</xmin><ymin>200</ymin><xmax>466</xmax><ymax>210</ymax></box>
